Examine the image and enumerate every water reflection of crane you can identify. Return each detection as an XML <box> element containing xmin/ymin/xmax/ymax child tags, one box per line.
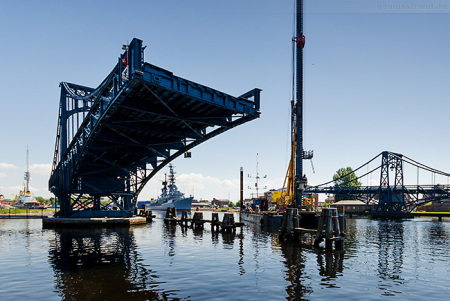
<box><xmin>279</xmin><ymin>240</ymin><xmax>313</xmax><ymax>299</ymax></box>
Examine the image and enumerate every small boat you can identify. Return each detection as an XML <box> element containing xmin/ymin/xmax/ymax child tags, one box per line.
<box><xmin>143</xmin><ymin>164</ymin><xmax>193</xmax><ymax>211</ymax></box>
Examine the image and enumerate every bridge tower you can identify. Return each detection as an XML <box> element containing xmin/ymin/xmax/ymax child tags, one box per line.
<box><xmin>376</xmin><ymin>151</ymin><xmax>406</xmax><ymax>212</ymax></box>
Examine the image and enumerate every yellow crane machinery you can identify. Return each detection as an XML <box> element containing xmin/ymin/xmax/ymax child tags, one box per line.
<box><xmin>277</xmin><ymin>118</ymin><xmax>297</xmax><ymax>209</ymax></box>
<box><xmin>303</xmin><ymin>193</ymin><xmax>316</xmax><ymax>210</ymax></box>
<box><xmin>277</xmin><ymin>133</ymin><xmax>314</xmax><ymax>210</ymax></box>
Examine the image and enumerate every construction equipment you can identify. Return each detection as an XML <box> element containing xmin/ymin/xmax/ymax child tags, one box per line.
<box><xmin>278</xmin><ymin>0</ymin><xmax>313</xmax><ymax>210</ymax></box>
<box><xmin>303</xmin><ymin>193</ymin><xmax>316</xmax><ymax>210</ymax></box>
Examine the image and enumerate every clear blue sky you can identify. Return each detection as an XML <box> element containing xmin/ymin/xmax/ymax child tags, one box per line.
<box><xmin>1</xmin><ymin>0</ymin><xmax>449</xmax><ymax>201</ymax></box>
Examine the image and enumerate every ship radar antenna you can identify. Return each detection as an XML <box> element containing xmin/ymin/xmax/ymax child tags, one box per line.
<box><xmin>168</xmin><ymin>164</ymin><xmax>176</xmax><ymax>187</ymax></box>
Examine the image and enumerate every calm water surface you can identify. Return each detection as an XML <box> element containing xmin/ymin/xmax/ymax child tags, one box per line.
<box><xmin>0</xmin><ymin>213</ymin><xmax>449</xmax><ymax>300</ymax></box>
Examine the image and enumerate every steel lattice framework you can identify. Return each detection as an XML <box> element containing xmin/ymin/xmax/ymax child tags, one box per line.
<box><xmin>306</xmin><ymin>151</ymin><xmax>450</xmax><ymax>213</ymax></box>
<box><xmin>49</xmin><ymin>38</ymin><xmax>261</xmax><ymax>218</ymax></box>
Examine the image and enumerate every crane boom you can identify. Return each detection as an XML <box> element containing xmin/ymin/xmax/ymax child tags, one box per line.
<box><xmin>279</xmin><ymin>0</ymin><xmax>313</xmax><ymax>210</ymax></box>
<box><xmin>294</xmin><ymin>0</ymin><xmax>305</xmax><ymax>207</ymax></box>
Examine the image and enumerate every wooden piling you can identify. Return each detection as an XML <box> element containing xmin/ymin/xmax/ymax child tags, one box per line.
<box><xmin>280</xmin><ymin>208</ymin><xmax>299</xmax><ymax>239</ymax></box>
<box><xmin>145</xmin><ymin>210</ymin><xmax>155</xmax><ymax>222</ymax></box>
<box><xmin>180</xmin><ymin>211</ymin><xmax>189</xmax><ymax>227</ymax></box>
<box><xmin>211</xmin><ymin>212</ymin><xmax>220</xmax><ymax>231</ymax></box>
<box><xmin>192</xmin><ymin>212</ymin><xmax>204</xmax><ymax>229</ymax></box>
<box><xmin>314</xmin><ymin>208</ymin><xmax>345</xmax><ymax>249</ymax></box>
<box><xmin>221</xmin><ymin>213</ymin><xmax>236</xmax><ymax>232</ymax></box>
<box><xmin>164</xmin><ymin>207</ymin><xmax>179</xmax><ymax>224</ymax></box>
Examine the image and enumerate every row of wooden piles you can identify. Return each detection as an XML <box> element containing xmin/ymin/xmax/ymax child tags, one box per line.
<box><xmin>164</xmin><ymin>207</ymin><xmax>243</xmax><ymax>232</ymax></box>
<box><xmin>137</xmin><ymin>208</ymin><xmax>156</xmax><ymax>222</ymax></box>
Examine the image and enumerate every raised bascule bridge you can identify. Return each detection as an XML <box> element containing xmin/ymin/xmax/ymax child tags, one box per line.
<box><xmin>49</xmin><ymin>38</ymin><xmax>261</xmax><ymax>218</ymax></box>
<box><xmin>306</xmin><ymin>151</ymin><xmax>450</xmax><ymax>215</ymax></box>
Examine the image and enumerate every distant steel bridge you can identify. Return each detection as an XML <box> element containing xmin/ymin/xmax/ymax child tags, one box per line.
<box><xmin>49</xmin><ymin>38</ymin><xmax>261</xmax><ymax>218</ymax></box>
<box><xmin>306</xmin><ymin>151</ymin><xmax>450</xmax><ymax>213</ymax></box>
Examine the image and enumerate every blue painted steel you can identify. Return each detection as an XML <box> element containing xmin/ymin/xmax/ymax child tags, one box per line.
<box><xmin>306</xmin><ymin>151</ymin><xmax>450</xmax><ymax>213</ymax></box>
<box><xmin>295</xmin><ymin>0</ymin><xmax>304</xmax><ymax>207</ymax></box>
<box><xmin>49</xmin><ymin>38</ymin><xmax>261</xmax><ymax>218</ymax></box>
<box><xmin>376</xmin><ymin>152</ymin><xmax>405</xmax><ymax>212</ymax></box>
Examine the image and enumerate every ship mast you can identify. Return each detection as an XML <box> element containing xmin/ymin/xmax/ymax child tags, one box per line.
<box><xmin>24</xmin><ymin>146</ymin><xmax>31</xmax><ymax>193</ymax></box>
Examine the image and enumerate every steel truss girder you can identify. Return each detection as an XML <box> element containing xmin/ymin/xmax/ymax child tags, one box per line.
<box><xmin>307</xmin><ymin>184</ymin><xmax>450</xmax><ymax>212</ymax></box>
<box><xmin>130</xmin><ymin>111</ymin><xmax>258</xmax><ymax>204</ymax></box>
<box><xmin>49</xmin><ymin>38</ymin><xmax>261</xmax><ymax>218</ymax></box>
<box><xmin>305</xmin><ymin>151</ymin><xmax>450</xmax><ymax>213</ymax></box>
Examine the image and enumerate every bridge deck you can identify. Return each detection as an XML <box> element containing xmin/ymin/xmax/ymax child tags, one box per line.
<box><xmin>77</xmin><ymin>63</ymin><xmax>259</xmax><ymax>183</ymax></box>
<box><xmin>49</xmin><ymin>38</ymin><xmax>260</xmax><ymax>217</ymax></box>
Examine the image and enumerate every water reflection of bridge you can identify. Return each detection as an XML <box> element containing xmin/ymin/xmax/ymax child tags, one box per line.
<box><xmin>45</xmin><ymin>215</ymin><xmax>449</xmax><ymax>300</ymax></box>
<box><xmin>48</xmin><ymin>227</ymin><xmax>169</xmax><ymax>300</ymax></box>
<box><xmin>46</xmin><ymin>218</ymin><xmax>343</xmax><ymax>300</ymax></box>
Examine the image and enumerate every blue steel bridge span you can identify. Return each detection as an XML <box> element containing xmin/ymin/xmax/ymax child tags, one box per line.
<box><xmin>49</xmin><ymin>38</ymin><xmax>261</xmax><ymax>218</ymax></box>
<box><xmin>305</xmin><ymin>151</ymin><xmax>450</xmax><ymax>214</ymax></box>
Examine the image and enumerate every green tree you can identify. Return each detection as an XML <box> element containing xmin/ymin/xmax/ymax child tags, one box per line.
<box><xmin>228</xmin><ymin>201</ymin><xmax>234</xmax><ymax>208</ymax></box>
<box><xmin>333</xmin><ymin>167</ymin><xmax>361</xmax><ymax>202</ymax></box>
<box><xmin>35</xmin><ymin>196</ymin><xmax>48</xmax><ymax>204</ymax></box>
<box><xmin>34</xmin><ymin>196</ymin><xmax>55</xmax><ymax>205</ymax></box>
<box><xmin>235</xmin><ymin>201</ymin><xmax>241</xmax><ymax>208</ymax></box>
